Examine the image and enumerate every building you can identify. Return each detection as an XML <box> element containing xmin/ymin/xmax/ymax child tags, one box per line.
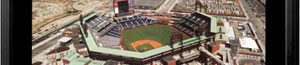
<box><xmin>224</xmin><ymin>22</ymin><xmax>235</xmax><ymax>40</ymax></box>
<box><xmin>58</xmin><ymin>37</ymin><xmax>72</xmax><ymax>46</ymax></box>
<box><xmin>214</xmin><ymin>34</ymin><xmax>228</xmax><ymax>44</ymax></box>
<box><xmin>64</xmin><ymin>57</ymin><xmax>108</xmax><ymax>65</ymax></box>
<box><xmin>134</xmin><ymin>0</ymin><xmax>165</xmax><ymax>10</ymax></box>
<box><xmin>62</xmin><ymin>25</ymin><xmax>81</xmax><ymax>44</ymax></box>
<box><xmin>239</xmin><ymin>37</ymin><xmax>260</xmax><ymax>50</ymax></box>
<box><xmin>62</xmin><ymin>29</ymin><xmax>73</xmax><ymax>38</ymax></box>
<box><xmin>217</xmin><ymin>26</ymin><xmax>226</xmax><ymax>34</ymax></box>
<box><xmin>226</xmin><ymin>0</ymin><xmax>234</xmax><ymax>4</ymax></box>
<box><xmin>161</xmin><ymin>56</ymin><xmax>176</xmax><ymax>65</ymax></box>
<box><xmin>63</xmin><ymin>53</ymin><xmax>80</xmax><ymax>64</ymax></box>
<box><xmin>208</xmin><ymin>43</ymin><xmax>220</xmax><ymax>54</ymax></box>
<box><xmin>88</xmin><ymin>60</ymin><xmax>106</xmax><ymax>65</ymax></box>
<box><xmin>68</xmin><ymin>58</ymin><xmax>92</xmax><ymax>65</ymax></box>
<box><xmin>104</xmin><ymin>60</ymin><xmax>119</xmax><ymax>65</ymax></box>
<box><xmin>56</xmin><ymin>53</ymin><xmax>62</xmax><ymax>61</ymax></box>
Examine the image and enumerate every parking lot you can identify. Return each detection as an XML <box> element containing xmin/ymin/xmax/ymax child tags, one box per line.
<box><xmin>200</xmin><ymin>0</ymin><xmax>245</xmax><ymax>16</ymax></box>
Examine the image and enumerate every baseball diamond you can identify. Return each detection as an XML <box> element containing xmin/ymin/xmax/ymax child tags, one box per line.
<box><xmin>121</xmin><ymin>25</ymin><xmax>188</xmax><ymax>51</ymax></box>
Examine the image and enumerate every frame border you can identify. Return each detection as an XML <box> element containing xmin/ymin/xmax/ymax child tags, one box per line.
<box><xmin>285</xmin><ymin>0</ymin><xmax>299</xmax><ymax>65</ymax></box>
<box><xmin>1</xmin><ymin>0</ymin><xmax>10</xmax><ymax>65</ymax></box>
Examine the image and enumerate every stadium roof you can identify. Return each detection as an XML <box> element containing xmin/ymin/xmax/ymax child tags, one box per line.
<box><xmin>69</xmin><ymin>58</ymin><xmax>92</xmax><ymax>65</ymax></box>
<box><xmin>194</xmin><ymin>11</ymin><xmax>218</xmax><ymax>33</ymax></box>
<box><xmin>134</xmin><ymin>0</ymin><xmax>164</xmax><ymax>7</ymax></box>
<box><xmin>239</xmin><ymin>37</ymin><xmax>259</xmax><ymax>49</ymax></box>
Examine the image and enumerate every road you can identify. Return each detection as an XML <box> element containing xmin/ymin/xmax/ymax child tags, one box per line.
<box><xmin>32</xmin><ymin>6</ymin><xmax>95</xmax><ymax>45</ymax></box>
<box><xmin>32</xmin><ymin>35</ymin><xmax>63</xmax><ymax>57</ymax></box>
<box><xmin>157</xmin><ymin>0</ymin><xmax>177</xmax><ymax>13</ymax></box>
<box><xmin>239</xmin><ymin>0</ymin><xmax>265</xmax><ymax>45</ymax></box>
<box><xmin>199</xmin><ymin>47</ymin><xmax>226</xmax><ymax>65</ymax></box>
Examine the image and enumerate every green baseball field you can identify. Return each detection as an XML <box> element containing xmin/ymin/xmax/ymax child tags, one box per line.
<box><xmin>122</xmin><ymin>25</ymin><xmax>188</xmax><ymax>52</ymax></box>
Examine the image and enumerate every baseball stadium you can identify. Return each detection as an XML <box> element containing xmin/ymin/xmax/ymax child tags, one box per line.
<box><xmin>121</xmin><ymin>24</ymin><xmax>189</xmax><ymax>52</ymax></box>
<box><xmin>69</xmin><ymin>11</ymin><xmax>226</xmax><ymax>64</ymax></box>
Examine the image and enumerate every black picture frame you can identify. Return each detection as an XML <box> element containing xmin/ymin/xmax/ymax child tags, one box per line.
<box><xmin>1</xmin><ymin>0</ymin><xmax>11</xmax><ymax>65</ymax></box>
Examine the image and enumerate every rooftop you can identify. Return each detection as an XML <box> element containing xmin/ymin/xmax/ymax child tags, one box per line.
<box><xmin>217</xmin><ymin>26</ymin><xmax>226</xmax><ymax>33</ymax></box>
<box><xmin>56</xmin><ymin>53</ymin><xmax>61</xmax><ymax>59</ymax></box>
<box><xmin>194</xmin><ymin>11</ymin><xmax>218</xmax><ymax>33</ymax></box>
<box><xmin>58</xmin><ymin>37</ymin><xmax>72</xmax><ymax>42</ymax></box>
<box><xmin>63</xmin><ymin>53</ymin><xmax>79</xmax><ymax>61</ymax></box>
<box><xmin>69</xmin><ymin>58</ymin><xmax>92</xmax><ymax>65</ymax></box>
<box><xmin>239</xmin><ymin>37</ymin><xmax>259</xmax><ymax>49</ymax></box>
<box><xmin>89</xmin><ymin>60</ymin><xmax>106</xmax><ymax>65</ymax></box>
<box><xmin>215</xmin><ymin>33</ymin><xmax>228</xmax><ymax>42</ymax></box>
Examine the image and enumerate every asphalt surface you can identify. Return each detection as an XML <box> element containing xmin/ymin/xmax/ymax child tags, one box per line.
<box><xmin>32</xmin><ymin>35</ymin><xmax>63</xmax><ymax>57</ymax></box>
<box><xmin>238</xmin><ymin>58</ymin><xmax>262</xmax><ymax>65</ymax></box>
<box><xmin>240</xmin><ymin>0</ymin><xmax>265</xmax><ymax>45</ymax></box>
<box><xmin>157</xmin><ymin>0</ymin><xmax>177</xmax><ymax>13</ymax></box>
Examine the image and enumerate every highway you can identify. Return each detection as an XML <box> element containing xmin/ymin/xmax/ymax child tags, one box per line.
<box><xmin>157</xmin><ymin>0</ymin><xmax>177</xmax><ymax>13</ymax></box>
<box><xmin>32</xmin><ymin>8</ymin><xmax>95</xmax><ymax>45</ymax></box>
<box><xmin>199</xmin><ymin>47</ymin><xmax>226</xmax><ymax>65</ymax></box>
<box><xmin>32</xmin><ymin>34</ymin><xmax>63</xmax><ymax>57</ymax></box>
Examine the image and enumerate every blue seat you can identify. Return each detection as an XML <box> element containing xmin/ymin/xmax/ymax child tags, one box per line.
<box><xmin>121</xmin><ymin>22</ymin><xmax>128</xmax><ymax>28</ymax></box>
<box><xmin>137</xmin><ymin>20</ymin><xmax>144</xmax><ymax>25</ymax></box>
<box><xmin>126</xmin><ymin>22</ymin><xmax>133</xmax><ymax>28</ymax></box>
<box><xmin>146</xmin><ymin>19</ymin><xmax>152</xmax><ymax>24</ymax></box>
<box><xmin>132</xmin><ymin>21</ymin><xmax>138</xmax><ymax>26</ymax></box>
<box><xmin>142</xmin><ymin>18</ymin><xmax>147</xmax><ymax>22</ymax></box>
<box><xmin>122</xmin><ymin>17</ymin><xmax>128</xmax><ymax>21</ymax></box>
<box><xmin>105</xmin><ymin>33</ymin><xmax>121</xmax><ymax>38</ymax></box>
<box><xmin>133</xmin><ymin>15</ymin><xmax>138</xmax><ymax>19</ymax></box>
<box><xmin>108</xmin><ymin>31</ymin><xmax>121</xmax><ymax>36</ymax></box>
<box><xmin>128</xmin><ymin>17</ymin><xmax>134</xmax><ymax>20</ymax></box>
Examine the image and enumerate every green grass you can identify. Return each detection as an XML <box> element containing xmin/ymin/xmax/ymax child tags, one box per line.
<box><xmin>136</xmin><ymin>44</ymin><xmax>154</xmax><ymax>52</ymax></box>
<box><xmin>122</xmin><ymin>25</ymin><xmax>188</xmax><ymax>51</ymax></box>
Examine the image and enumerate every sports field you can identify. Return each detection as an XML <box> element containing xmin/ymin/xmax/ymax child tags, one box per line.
<box><xmin>122</xmin><ymin>25</ymin><xmax>188</xmax><ymax>52</ymax></box>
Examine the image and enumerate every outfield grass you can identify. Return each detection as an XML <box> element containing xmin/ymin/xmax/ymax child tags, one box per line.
<box><xmin>122</xmin><ymin>25</ymin><xmax>188</xmax><ymax>51</ymax></box>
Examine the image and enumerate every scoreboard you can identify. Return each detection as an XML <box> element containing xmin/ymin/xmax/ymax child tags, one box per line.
<box><xmin>114</xmin><ymin>0</ymin><xmax>134</xmax><ymax>16</ymax></box>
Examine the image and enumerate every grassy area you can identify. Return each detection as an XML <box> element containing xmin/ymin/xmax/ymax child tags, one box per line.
<box><xmin>122</xmin><ymin>25</ymin><xmax>188</xmax><ymax>51</ymax></box>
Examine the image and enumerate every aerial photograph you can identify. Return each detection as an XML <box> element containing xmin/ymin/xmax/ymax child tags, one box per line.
<box><xmin>32</xmin><ymin>0</ymin><xmax>266</xmax><ymax>65</ymax></box>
